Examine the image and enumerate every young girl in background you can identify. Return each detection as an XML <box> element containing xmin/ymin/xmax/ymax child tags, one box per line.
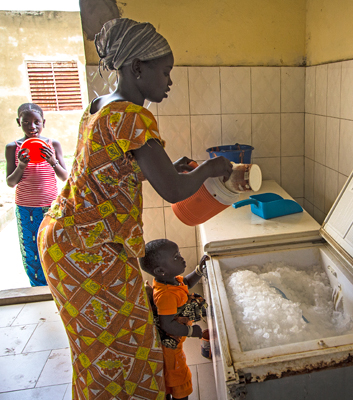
<box><xmin>5</xmin><ymin>103</ymin><xmax>68</xmax><ymax>286</ymax></box>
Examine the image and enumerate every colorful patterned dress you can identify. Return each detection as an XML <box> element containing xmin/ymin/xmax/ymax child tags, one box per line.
<box><xmin>38</xmin><ymin>102</ymin><xmax>166</xmax><ymax>400</ymax></box>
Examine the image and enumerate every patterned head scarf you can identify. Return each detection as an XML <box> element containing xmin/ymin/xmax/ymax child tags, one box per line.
<box><xmin>95</xmin><ymin>18</ymin><xmax>172</xmax><ymax>71</ymax></box>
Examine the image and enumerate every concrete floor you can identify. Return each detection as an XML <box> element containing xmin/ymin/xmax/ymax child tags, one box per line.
<box><xmin>0</xmin><ymin>218</ymin><xmax>30</xmax><ymax>291</ymax></box>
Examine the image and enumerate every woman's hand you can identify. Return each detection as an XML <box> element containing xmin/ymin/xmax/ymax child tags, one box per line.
<box><xmin>173</xmin><ymin>156</ymin><xmax>195</xmax><ymax>173</ymax></box>
<box><xmin>133</xmin><ymin>140</ymin><xmax>232</xmax><ymax>203</ymax></box>
<box><xmin>202</xmin><ymin>156</ymin><xmax>233</xmax><ymax>182</ymax></box>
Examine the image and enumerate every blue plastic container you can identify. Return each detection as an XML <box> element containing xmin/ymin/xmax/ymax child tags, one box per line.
<box><xmin>232</xmin><ymin>193</ymin><xmax>303</xmax><ymax>219</ymax></box>
<box><xmin>206</xmin><ymin>143</ymin><xmax>254</xmax><ymax>163</ymax></box>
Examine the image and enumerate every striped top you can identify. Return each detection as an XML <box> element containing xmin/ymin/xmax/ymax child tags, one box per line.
<box><xmin>15</xmin><ymin>140</ymin><xmax>58</xmax><ymax>207</ymax></box>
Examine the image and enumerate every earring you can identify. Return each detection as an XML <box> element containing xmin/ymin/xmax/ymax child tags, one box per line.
<box><xmin>137</xmin><ymin>75</ymin><xmax>141</xmax><ymax>80</ymax></box>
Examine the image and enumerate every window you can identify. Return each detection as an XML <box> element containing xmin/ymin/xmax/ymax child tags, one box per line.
<box><xmin>26</xmin><ymin>61</ymin><xmax>83</xmax><ymax>111</ymax></box>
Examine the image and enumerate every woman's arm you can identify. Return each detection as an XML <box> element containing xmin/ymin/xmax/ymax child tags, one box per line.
<box><xmin>159</xmin><ymin>314</ymin><xmax>202</xmax><ymax>338</ymax></box>
<box><xmin>6</xmin><ymin>143</ymin><xmax>28</xmax><ymax>187</ymax></box>
<box><xmin>132</xmin><ymin>139</ymin><xmax>232</xmax><ymax>203</ymax></box>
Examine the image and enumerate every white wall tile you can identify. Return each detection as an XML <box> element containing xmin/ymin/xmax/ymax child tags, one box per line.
<box><xmin>294</xmin><ymin>197</ymin><xmax>304</xmax><ymax>207</ymax></box>
<box><xmin>221</xmin><ymin>114</ymin><xmax>251</xmax><ymax>146</ymax></box>
<box><xmin>325</xmin><ymin>168</ymin><xmax>339</xmax><ymax>214</ymax></box>
<box><xmin>252</xmin><ymin>114</ymin><xmax>281</xmax><ymax>157</ymax></box>
<box><xmin>142</xmin><ymin>181</ymin><xmax>164</xmax><ymax>209</ymax></box>
<box><xmin>340</xmin><ymin>60</ymin><xmax>353</xmax><ymax>120</ymax></box>
<box><xmin>189</xmin><ymin>67</ymin><xmax>220</xmax><ymax>115</ymax></box>
<box><xmin>314</xmin><ymin>115</ymin><xmax>326</xmax><ymax>165</ymax></box>
<box><xmin>305</xmin><ymin>66</ymin><xmax>316</xmax><ymax>114</ymax></box>
<box><xmin>313</xmin><ymin>162</ymin><xmax>326</xmax><ymax>211</ymax></box>
<box><xmin>220</xmin><ymin>67</ymin><xmax>251</xmax><ymax>113</ymax></box>
<box><xmin>281</xmin><ymin>113</ymin><xmax>304</xmax><ymax>156</ymax></box>
<box><xmin>281</xmin><ymin>67</ymin><xmax>305</xmax><ymax>112</ymax></box>
<box><xmin>315</xmin><ymin>64</ymin><xmax>328</xmax><ymax>116</ymax></box>
<box><xmin>145</xmin><ymin>101</ymin><xmax>158</xmax><ymax>116</ymax></box>
<box><xmin>305</xmin><ymin>157</ymin><xmax>314</xmax><ymax>204</ymax></box>
<box><xmin>157</xmin><ymin>67</ymin><xmax>189</xmax><ymax>116</ymax></box>
<box><xmin>252</xmin><ymin>157</ymin><xmax>281</xmax><ymax>185</ymax></box>
<box><xmin>180</xmin><ymin>246</ymin><xmax>198</xmax><ymax>276</ymax></box>
<box><xmin>313</xmin><ymin>206</ymin><xmax>326</xmax><ymax>224</ymax></box>
<box><xmin>142</xmin><ymin>208</ymin><xmax>165</xmax><ymax>243</ymax></box>
<box><xmin>325</xmin><ymin>117</ymin><xmax>340</xmax><ymax>171</ymax></box>
<box><xmin>339</xmin><ymin>119</ymin><xmax>353</xmax><ymax>176</ymax></box>
<box><xmin>164</xmin><ymin>207</ymin><xmax>196</xmax><ymax>248</ymax></box>
<box><xmin>251</xmin><ymin>67</ymin><xmax>280</xmax><ymax>113</ymax></box>
<box><xmin>327</xmin><ymin>62</ymin><xmax>341</xmax><ymax>118</ymax></box>
<box><xmin>281</xmin><ymin>156</ymin><xmax>304</xmax><ymax>197</ymax></box>
<box><xmin>85</xmin><ymin>67</ymin><xmax>117</xmax><ymax>101</ymax></box>
<box><xmin>159</xmin><ymin>115</ymin><xmax>192</xmax><ymax>161</ymax></box>
<box><xmin>303</xmin><ymin>199</ymin><xmax>315</xmax><ymax>218</ymax></box>
<box><xmin>190</xmin><ymin>115</ymin><xmax>222</xmax><ymax>160</ymax></box>
<box><xmin>338</xmin><ymin>173</ymin><xmax>349</xmax><ymax>193</ymax></box>
<box><xmin>305</xmin><ymin>113</ymin><xmax>315</xmax><ymax>160</ymax></box>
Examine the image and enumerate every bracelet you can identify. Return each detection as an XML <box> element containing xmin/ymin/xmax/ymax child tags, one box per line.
<box><xmin>195</xmin><ymin>265</ymin><xmax>203</xmax><ymax>276</ymax></box>
<box><xmin>51</xmin><ymin>160</ymin><xmax>59</xmax><ymax>168</ymax></box>
<box><xmin>187</xmin><ymin>325</ymin><xmax>193</xmax><ymax>337</ymax></box>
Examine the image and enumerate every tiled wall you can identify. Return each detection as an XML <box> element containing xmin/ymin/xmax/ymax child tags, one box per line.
<box><xmin>86</xmin><ymin>65</ymin><xmax>308</xmax><ymax>285</ymax></box>
<box><xmin>304</xmin><ymin>61</ymin><xmax>353</xmax><ymax>224</ymax></box>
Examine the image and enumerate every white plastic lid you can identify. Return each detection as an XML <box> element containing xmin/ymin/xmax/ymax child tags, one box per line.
<box><xmin>249</xmin><ymin>164</ymin><xmax>262</xmax><ymax>192</ymax></box>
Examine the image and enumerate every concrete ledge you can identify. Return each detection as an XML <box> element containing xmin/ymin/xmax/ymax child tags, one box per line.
<box><xmin>0</xmin><ymin>203</ymin><xmax>15</xmax><ymax>232</ymax></box>
<box><xmin>0</xmin><ymin>286</ymin><xmax>53</xmax><ymax>306</ymax></box>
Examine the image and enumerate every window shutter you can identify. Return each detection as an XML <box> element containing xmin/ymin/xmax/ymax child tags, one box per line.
<box><xmin>27</xmin><ymin>61</ymin><xmax>83</xmax><ymax>111</ymax></box>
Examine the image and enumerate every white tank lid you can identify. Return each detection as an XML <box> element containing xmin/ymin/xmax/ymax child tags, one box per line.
<box><xmin>249</xmin><ymin>164</ymin><xmax>262</xmax><ymax>192</ymax></box>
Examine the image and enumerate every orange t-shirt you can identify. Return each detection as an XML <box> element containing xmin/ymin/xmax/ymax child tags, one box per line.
<box><xmin>153</xmin><ymin>276</ymin><xmax>189</xmax><ymax>316</ymax></box>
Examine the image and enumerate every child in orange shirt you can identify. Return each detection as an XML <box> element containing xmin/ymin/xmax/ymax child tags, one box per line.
<box><xmin>139</xmin><ymin>239</ymin><xmax>208</xmax><ymax>400</ymax></box>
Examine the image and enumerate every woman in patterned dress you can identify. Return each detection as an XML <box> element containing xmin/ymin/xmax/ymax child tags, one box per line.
<box><xmin>38</xmin><ymin>18</ymin><xmax>232</xmax><ymax>400</ymax></box>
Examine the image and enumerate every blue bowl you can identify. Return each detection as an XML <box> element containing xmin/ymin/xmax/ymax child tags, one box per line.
<box><xmin>206</xmin><ymin>144</ymin><xmax>254</xmax><ymax>163</ymax></box>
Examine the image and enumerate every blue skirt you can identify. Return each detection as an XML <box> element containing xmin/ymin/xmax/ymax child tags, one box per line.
<box><xmin>16</xmin><ymin>205</ymin><xmax>49</xmax><ymax>286</ymax></box>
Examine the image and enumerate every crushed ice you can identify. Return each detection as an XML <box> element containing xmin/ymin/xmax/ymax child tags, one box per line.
<box><xmin>224</xmin><ymin>262</ymin><xmax>353</xmax><ymax>351</ymax></box>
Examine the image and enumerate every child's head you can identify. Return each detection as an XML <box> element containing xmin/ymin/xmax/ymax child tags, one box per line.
<box><xmin>16</xmin><ymin>103</ymin><xmax>45</xmax><ymax>138</ymax></box>
<box><xmin>140</xmin><ymin>239</ymin><xmax>186</xmax><ymax>280</ymax></box>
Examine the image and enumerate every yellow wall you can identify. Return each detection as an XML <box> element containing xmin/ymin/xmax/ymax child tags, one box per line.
<box><xmin>306</xmin><ymin>0</ymin><xmax>353</xmax><ymax>66</ymax></box>
<box><xmin>84</xmin><ymin>0</ymin><xmax>306</xmax><ymax>67</ymax></box>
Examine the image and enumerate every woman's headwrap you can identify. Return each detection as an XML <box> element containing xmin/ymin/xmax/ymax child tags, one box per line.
<box><xmin>95</xmin><ymin>18</ymin><xmax>172</xmax><ymax>71</ymax></box>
